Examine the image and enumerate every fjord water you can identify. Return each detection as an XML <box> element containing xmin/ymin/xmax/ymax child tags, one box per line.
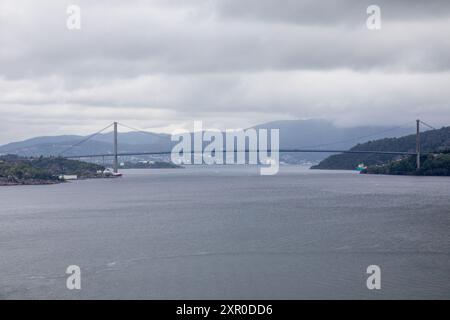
<box><xmin>0</xmin><ymin>166</ymin><xmax>449</xmax><ymax>299</ymax></box>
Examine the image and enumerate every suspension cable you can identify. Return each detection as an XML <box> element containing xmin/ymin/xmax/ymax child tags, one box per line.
<box><xmin>420</xmin><ymin>120</ymin><xmax>437</xmax><ymax>130</ymax></box>
<box><xmin>58</xmin><ymin>123</ymin><xmax>114</xmax><ymax>156</ymax></box>
<box><xmin>117</xmin><ymin>122</ymin><xmax>158</xmax><ymax>136</ymax></box>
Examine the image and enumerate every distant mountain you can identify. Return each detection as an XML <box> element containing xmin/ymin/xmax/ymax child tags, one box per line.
<box><xmin>92</xmin><ymin>131</ymin><xmax>170</xmax><ymax>146</ymax></box>
<box><xmin>0</xmin><ymin>135</ymin><xmax>83</xmax><ymax>153</ymax></box>
<box><xmin>0</xmin><ymin>119</ymin><xmax>414</xmax><ymax>163</ymax></box>
<box><xmin>0</xmin><ymin>132</ymin><xmax>172</xmax><ymax>157</ymax></box>
<box><xmin>253</xmin><ymin>119</ymin><xmax>412</xmax><ymax>149</ymax></box>
<box><xmin>312</xmin><ymin>126</ymin><xmax>450</xmax><ymax>170</ymax></box>
<box><xmin>252</xmin><ymin>119</ymin><xmax>413</xmax><ymax>162</ymax></box>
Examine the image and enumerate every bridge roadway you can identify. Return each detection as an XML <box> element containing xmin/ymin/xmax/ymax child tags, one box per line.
<box><xmin>64</xmin><ymin>149</ymin><xmax>418</xmax><ymax>159</ymax></box>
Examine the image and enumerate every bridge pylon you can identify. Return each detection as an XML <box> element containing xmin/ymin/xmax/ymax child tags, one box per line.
<box><xmin>113</xmin><ymin>121</ymin><xmax>118</xmax><ymax>173</ymax></box>
<box><xmin>416</xmin><ymin>119</ymin><xmax>421</xmax><ymax>171</ymax></box>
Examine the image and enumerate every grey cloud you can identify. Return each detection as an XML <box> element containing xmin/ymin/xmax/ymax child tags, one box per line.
<box><xmin>0</xmin><ymin>0</ymin><xmax>450</xmax><ymax>143</ymax></box>
<box><xmin>213</xmin><ymin>0</ymin><xmax>450</xmax><ymax>25</ymax></box>
<box><xmin>1</xmin><ymin>0</ymin><xmax>450</xmax><ymax>80</ymax></box>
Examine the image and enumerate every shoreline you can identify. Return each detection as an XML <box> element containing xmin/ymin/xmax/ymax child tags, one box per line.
<box><xmin>0</xmin><ymin>179</ymin><xmax>63</xmax><ymax>186</ymax></box>
<box><xmin>0</xmin><ymin>175</ymin><xmax>122</xmax><ymax>186</ymax></box>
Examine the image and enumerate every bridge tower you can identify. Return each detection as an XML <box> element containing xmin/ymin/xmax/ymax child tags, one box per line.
<box><xmin>113</xmin><ymin>121</ymin><xmax>118</xmax><ymax>173</ymax></box>
<box><xmin>416</xmin><ymin>119</ymin><xmax>421</xmax><ymax>170</ymax></box>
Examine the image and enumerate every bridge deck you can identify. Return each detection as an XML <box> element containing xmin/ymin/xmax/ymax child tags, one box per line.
<box><xmin>64</xmin><ymin>149</ymin><xmax>418</xmax><ymax>159</ymax></box>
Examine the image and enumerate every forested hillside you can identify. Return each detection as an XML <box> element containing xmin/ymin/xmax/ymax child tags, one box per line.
<box><xmin>0</xmin><ymin>155</ymin><xmax>105</xmax><ymax>185</ymax></box>
<box><xmin>312</xmin><ymin>126</ymin><xmax>450</xmax><ymax>170</ymax></box>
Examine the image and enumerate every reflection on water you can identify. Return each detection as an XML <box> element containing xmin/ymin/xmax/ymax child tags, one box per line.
<box><xmin>0</xmin><ymin>165</ymin><xmax>449</xmax><ymax>299</ymax></box>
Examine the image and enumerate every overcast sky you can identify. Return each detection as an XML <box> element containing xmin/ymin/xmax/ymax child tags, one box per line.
<box><xmin>1</xmin><ymin>0</ymin><xmax>450</xmax><ymax>143</ymax></box>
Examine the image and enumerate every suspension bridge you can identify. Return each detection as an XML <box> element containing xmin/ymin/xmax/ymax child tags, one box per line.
<box><xmin>59</xmin><ymin>120</ymin><xmax>435</xmax><ymax>173</ymax></box>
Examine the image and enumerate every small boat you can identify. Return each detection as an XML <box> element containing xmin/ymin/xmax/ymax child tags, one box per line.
<box><xmin>103</xmin><ymin>168</ymin><xmax>123</xmax><ymax>177</ymax></box>
<box><xmin>356</xmin><ymin>163</ymin><xmax>367</xmax><ymax>172</ymax></box>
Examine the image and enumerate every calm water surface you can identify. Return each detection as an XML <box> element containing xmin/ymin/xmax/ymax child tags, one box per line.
<box><xmin>0</xmin><ymin>165</ymin><xmax>449</xmax><ymax>299</ymax></box>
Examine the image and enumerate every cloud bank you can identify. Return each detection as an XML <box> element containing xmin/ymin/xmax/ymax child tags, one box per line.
<box><xmin>1</xmin><ymin>0</ymin><xmax>449</xmax><ymax>143</ymax></box>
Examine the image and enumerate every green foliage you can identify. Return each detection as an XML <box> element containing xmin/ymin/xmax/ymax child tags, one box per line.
<box><xmin>363</xmin><ymin>153</ymin><xmax>450</xmax><ymax>176</ymax></box>
<box><xmin>30</xmin><ymin>157</ymin><xmax>104</xmax><ymax>177</ymax></box>
<box><xmin>0</xmin><ymin>160</ymin><xmax>56</xmax><ymax>181</ymax></box>
<box><xmin>0</xmin><ymin>155</ymin><xmax>105</xmax><ymax>183</ymax></box>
